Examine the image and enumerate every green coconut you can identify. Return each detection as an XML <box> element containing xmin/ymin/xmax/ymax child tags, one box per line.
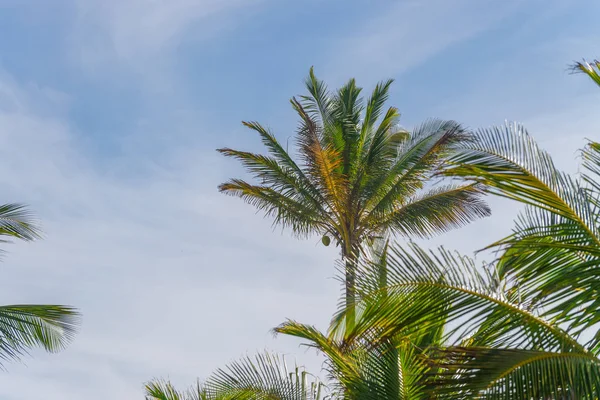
<box><xmin>321</xmin><ymin>235</ymin><xmax>331</xmax><ymax>246</ymax></box>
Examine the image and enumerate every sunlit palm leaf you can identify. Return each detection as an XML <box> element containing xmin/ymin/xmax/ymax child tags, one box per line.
<box><xmin>572</xmin><ymin>59</ymin><xmax>600</xmax><ymax>87</ymax></box>
<box><xmin>446</xmin><ymin>124</ymin><xmax>600</xmax><ymax>351</ymax></box>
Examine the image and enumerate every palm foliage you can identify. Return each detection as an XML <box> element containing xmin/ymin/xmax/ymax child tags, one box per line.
<box><xmin>272</xmin><ymin>240</ymin><xmax>442</xmax><ymax>400</ymax></box>
<box><xmin>0</xmin><ymin>203</ymin><xmax>79</xmax><ymax>365</ymax></box>
<box><xmin>219</xmin><ymin>69</ymin><xmax>490</xmax><ymax>325</ymax></box>
<box><xmin>145</xmin><ymin>352</ymin><xmax>326</xmax><ymax>400</ymax></box>
<box><xmin>307</xmin><ymin>238</ymin><xmax>598</xmax><ymax>399</ymax></box>
<box><xmin>274</xmin><ymin>120</ymin><xmax>600</xmax><ymax>397</ymax></box>
<box><xmin>0</xmin><ymin>203</ymin><xmax>40</xmax><ymax>245</ymax></box>
<box><xmin>572</xmin><ymin>58</ymin><xmax>600</xmax><ymax>87</ymax></box>
<box><xmin>447</xmin><ymin>124</ymin><xmax>600</xmax><ymax>348</ymax></box>
<box><xmin>384</xmin><ymin>123</ymin><xmax>600</xmax><ymax>398</ymax></box>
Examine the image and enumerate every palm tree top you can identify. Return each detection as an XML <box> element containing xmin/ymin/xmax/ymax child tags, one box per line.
<box><xmin>218</xmin><ymin>68</ymin><xmax>490</xmax><ymax>249</ymax></box>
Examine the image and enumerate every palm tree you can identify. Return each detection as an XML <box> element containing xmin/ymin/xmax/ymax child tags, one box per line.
<box><xmin>410</xmin><ymin>123</ymin><xmax>600</xmax><ymax>397</ymax></box>
<box><xmin>273</xmin><ymin>122</ymin><xmax>600</xmax><ymax>398</ymax></box>
<box><xmin>218</xmin><ymin>68</ymin><xmax>490</xmax><ymax>327</ymax></box>
<box><xmin>0</xmin><ymin>203</ymin><xmax>78</xmax><ymax>365</ymax></box>
<box><xmin>333</xmin><ymin>239</ymin><xmax>600</xmax><ymax>399</ymax></box>
<box><xmin>144</xmin><ymin>352</ymin><xmax>327</xmax><ymax>400</ymax></box>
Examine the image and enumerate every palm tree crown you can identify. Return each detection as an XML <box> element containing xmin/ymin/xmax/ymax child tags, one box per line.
<box><xmin>218</xmin><ymin>68</ymin><xmax>490</xmax><ymax>326</ymax></box>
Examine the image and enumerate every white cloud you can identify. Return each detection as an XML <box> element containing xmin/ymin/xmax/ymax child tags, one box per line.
<box><xmin>70</xmin><ymin>0</ymin><xmax>264</xmax><ymax>88</ymax></box>
<box><xmin>321</xmin><ymin>0</ymin><xmax>526</xmax><ymax>85</ymax></box>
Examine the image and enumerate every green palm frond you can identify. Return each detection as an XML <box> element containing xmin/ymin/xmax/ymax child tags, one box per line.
<box><xmin>582</xmin><ymin>141</ymin><xmax>600</xmax><ymax>207</ymax></box>
<box><xmin>0</xmin><ymin>204</ymin><xmax>41</xmax><ymax>242</ymax></box>
<box><xmin>145</xmin><ymin>380</ymin><xmax>208</xmax><ymax>400</ymax></box>
<box><xmin>300</xmin><ymin>67</ymin><xmax>334</xmax><ymax>126</ymax></box>
<box><xmin>333</xmin><ymin>243</ymin><xmax>583</xmax><ymax>354</ymax></box>
<box><xmin>447</xmin><ymin>123</ymin><xmax>585</xmax><ymax>219</ymax></box>
<box><xmin>218</xmin><ymin>179</ymin><xmax>326</xmax><ymax>237</ymax></box>
<box><xmin>0</xmin><ymin>305</ymin><xmax>79</xmax><ymax>365</ymax></box>
<box><xmin>363</xmin><ymin>119</ymin><xmax>471</xmax><ymax>217</ymax></box>
<box><xmin>145</xmin><ymin>380</ymin><xmax>187</xmax><ymax>400</ymax></box>
<box><xmin>147</xmin><ymin>353</ymin><xmax>327</xmax><ymax>400</ymax></box>
<box><xmin>206</xmin><ymin>352</ymin><xmax>326</xmax><ymax>400</ymax></box>
<box><xmin>429</xmin><ymin>347</ymin><xmax>600</xmax><ymax>399</ymax></box>
<box><xmin>446</xmin><ymin>124</ymin><xmax>600</xmax><ymax>350</ymax></box>
<box><xmin>275</xmin><ymin>319</ymin><xmax>431</xmax><ymax>400</ymax></box>
<box><xmin>326</xmin><ymin>240</ymin><xmax>599</xmax><ymax>399</ymax></box>
<box><xmin>376</xmin><ymin>183</ymin><xmax>490</xmax><ymax>238</ymax></box>
<box><xmin>571</xmin><ymin>59</ymin><xmax>600</xmax><ymax>87</ymax></box>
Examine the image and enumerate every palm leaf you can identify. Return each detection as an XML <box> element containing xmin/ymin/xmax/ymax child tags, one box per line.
<box><xmin>375</xmin><ymin>183</ymin><xmax>490</xmax><ymax>238</ymax></box>
<box><xmin>571</xmin><ymin>59</ymin><xmax>600</xmax><ymax>87</ymax></box>
<box><xmin>205</xmin><ymin>352</ymin><xmax>326</xmax><ymax>400</ymax></box>
<box><xmin>429</xmin><ymin>347</ymin><xmax>600</xmax><ymax>399</ymax></box>
<box><xmin>0</xmin><ymin>204</ymin><xmax>41</xmax><ymax>242</ymax></box>
<box><xmin>0</xmin><ymin>305</ymin><xmax>79</xmax><ymax>365</ymax></box>
<box><xmin>332</xmin><ymin>243</ymin><xmax>583</xmax><ymax>354</ymax></box>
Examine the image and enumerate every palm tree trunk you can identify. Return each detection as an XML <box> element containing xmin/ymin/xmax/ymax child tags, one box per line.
<box><xmin>345</xmin><ymin>255</ymin><xmax>356</xmax><ymax>331</ymax></box>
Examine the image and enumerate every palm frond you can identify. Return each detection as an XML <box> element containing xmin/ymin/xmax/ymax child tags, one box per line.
<box><xmin>275</xmin><ymin>319</ymin><xmax>430</xmax><ymax>400</ymax></box>
<box><xmin>0</xmin><ymin>204</ymin><xmax>41</xmax><ymax>242</ymax></box>
<box><xmin>218</xmin><ymin>179</ymin><xmax>326</xmax><ymax>238</ymax></box>
<box><xmin>291</xmin><ymin>98</ymin><xmax>347</xmax><ymax>214</ymax></box>
<box><xmin>571</xmin><ymin>59</ymin><xmax>600</xmax><ymax>87</ymax></box>
<box><xmin>376</xmin><ymin>183</ymin><xmax>490</xmax><ymax>238</ymax></box>
<box><xmin>448</xmin><ymin>123</ymin><xmax>599</xmax><ymax>243</ymax></box>
<box><xmin>429</xmin><ymin>347</ymin><xmax>600</xmax><ymax>399</ymax></box>
<box><xmin>363</xmin><ymin>119</ymin><xmax>473</xmax><ymax>221</ymax></box>
<box><xmin>240</xmin><ymin>121</ymin><xmax>326</xmax><ymax>205</ymax></box>
<box><xmin>145</xmin><ymin>380</ymin><xmax>187</xmax><ymax>400</ymax></box>
<box><xmin>216</xmin><ymin>147</ymin><xmax>326</xmax><ymax>215</ymax></box>
<box><xmin>332</xmin><ymin>243</ymin><xmax>583</xmax><ymax>354</ymax></box>
<box><xmin>205</xmin><ymin>352</ymin><xmax>326</xmax><ymax>400</ymax></box>
<box><xmin>0</xmin><ymin>305</ymin><xmax>79</xmax><ymax>365</ymax></box>
<box><xmin>581</xmin><ymin>141</ymin><xmax>600</xmax><ymax>211</ymax></box>
<box><xmin>300</xmin><ymin>67</ymin><xmax>334</xmax><ymax>126</ymax></box>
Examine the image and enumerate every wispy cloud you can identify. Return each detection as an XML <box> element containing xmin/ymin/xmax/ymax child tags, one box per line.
<box><xmin>70</xmin><ymin>0</ymin><xmax>264</xmax><ymax>86</ymax></box>
<box><xmin>321</xmin><ymin>0</ymin><xmax>525</xmax><ymax>84</ymax></box>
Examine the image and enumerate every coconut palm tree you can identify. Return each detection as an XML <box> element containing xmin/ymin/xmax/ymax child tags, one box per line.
<box><xmin>404</xmin><ymin>122</ymin><xmax>600</xmax><ymax>398</ymax></box>
<box><xmin>0</xmin><ymin>203</ymin><xmax>78</xmax><ymax>365</ymax></box>
<box><xmin>331</xmin><ymin>239</ymin><xmax>600</xmax><ymax>399</ymax></box>
<box><xmin>144</xmin><ymin>352</ymin><xmax>327</xmax><ymax>400</ymax></box>
<box><xmin>273</xmin><ymin>121</ymin><xmax>600</xmax><ymax>398</ymax></box>
<box><xmin>218</xmin><ymin>69</ymin><xmax>490</xmax><ymax>327</ymax></box>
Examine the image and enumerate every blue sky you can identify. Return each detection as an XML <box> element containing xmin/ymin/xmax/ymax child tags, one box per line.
<box><xmin>0</xmin><ymin>0</ymin><xmax>598</xmax><ymax>398</ymax></box>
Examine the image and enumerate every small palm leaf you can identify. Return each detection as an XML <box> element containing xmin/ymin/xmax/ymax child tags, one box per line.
<box><xmin>205</xmin><ymin>352</ymin><xmax>326</xmax><ymax>400</ymax></box>
<box><xmin>0</xmin><ymin>305</ymin><xmax>79</xmax><ymax>365</ymax></box>
<box><xmin>0</xmin><ymin>204</ymin><xmax>40</xmax><ymax>242</ymax></box>
<box><xmin>571</xmin><ymin>59</ymin><xmax>600</xmax><ymax>87</ymax></box>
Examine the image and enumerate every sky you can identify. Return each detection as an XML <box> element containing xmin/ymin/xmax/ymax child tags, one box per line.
<box><xmin>0</xmin><ymin>0</ymin><xmax>599</xmax><ymax>398</ymax></box>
